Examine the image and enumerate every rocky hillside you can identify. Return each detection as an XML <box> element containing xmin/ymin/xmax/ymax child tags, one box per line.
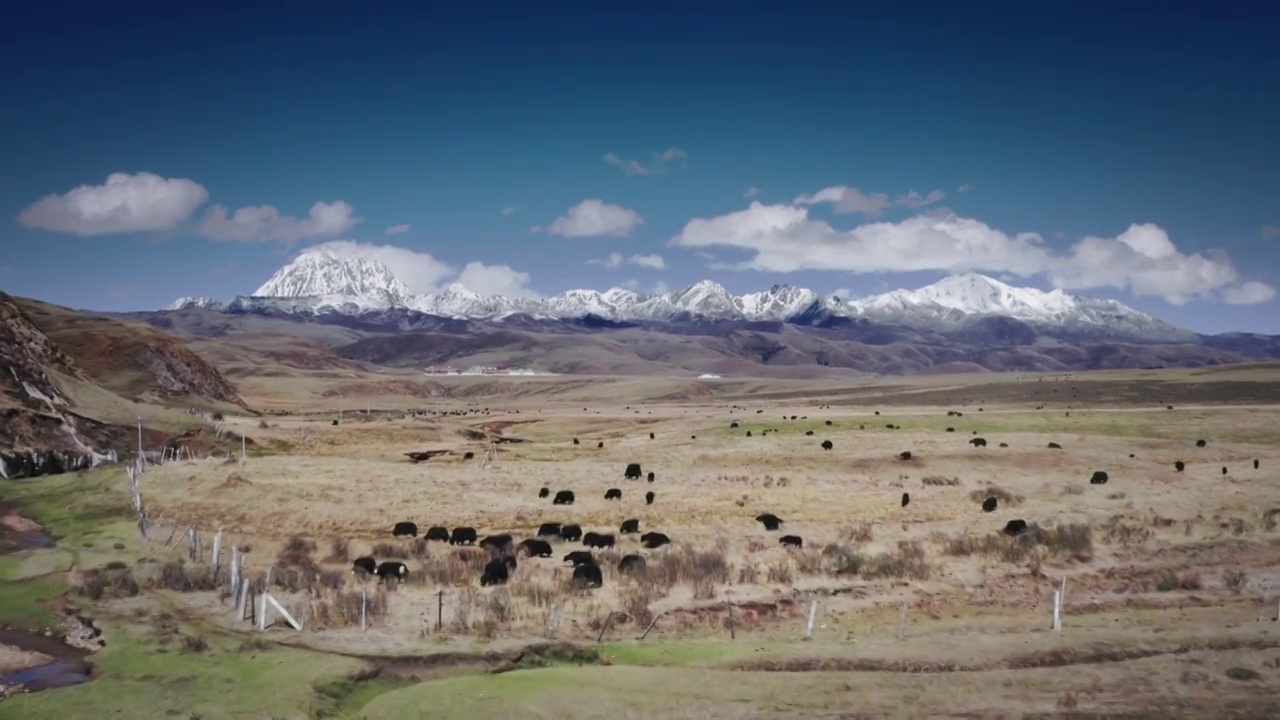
<box><xmin>13</xmin><ymin>297</ymin><xmax>247</xmax><ymax>408</ymax></box>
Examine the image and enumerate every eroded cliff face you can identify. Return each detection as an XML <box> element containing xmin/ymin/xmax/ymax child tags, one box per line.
<box><xmin>0</xmin><ymin>294</ymin><xmax>119</xmax><ymax>478</ymax></box>
<box><xmin>0</xmin><ymin>292</ymin><xmax>87</xmax><ymax>408</ymax></box>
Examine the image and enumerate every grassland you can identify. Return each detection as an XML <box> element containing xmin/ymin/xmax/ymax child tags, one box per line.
<box><xmin>3</xmin><ymin>370</ymin><xmax>1280</xmax><ymax>718</ymax></box>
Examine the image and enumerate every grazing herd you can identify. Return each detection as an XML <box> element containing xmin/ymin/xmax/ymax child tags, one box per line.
<box><xmin>350</xmin><ymin>409</ymin><xmax>1257</xmax><ymax>596</ymax></box>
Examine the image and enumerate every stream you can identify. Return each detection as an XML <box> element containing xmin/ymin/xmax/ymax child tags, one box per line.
<box><xmin>0</xmin><ymin>504</ymin><xmax>95</xmax><ymax>695</ymax></box>
<box><xmin>0</xmin><ymin>628</ymin><xmax>92</xmax><ymax>692</ymax></box>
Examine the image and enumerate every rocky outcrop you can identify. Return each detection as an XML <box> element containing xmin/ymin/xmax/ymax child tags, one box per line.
<box><xmin>133</xmin><ymin>340</ymin><xmax>246</xmax><ymax>407</ymax></box>
<box><xmin>0</xmin><ymin>409</ymin><xmax>120</xmax><ymax>480</ymax></box>
<box><xmin>0</xmin><ymin>292</ymin><xmax>87</xmax><ymax>408</ymax></box>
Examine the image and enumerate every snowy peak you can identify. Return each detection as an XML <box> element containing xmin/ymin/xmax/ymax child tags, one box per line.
<box><xmin>852</xmin><ymin>272</ymin><xmax>1075</xmax><ymax>317</ymax></box>
<box><xmin>254</xmin><ymin>251</ymin><xmax>411</xmax><ymax>306</ymax></box>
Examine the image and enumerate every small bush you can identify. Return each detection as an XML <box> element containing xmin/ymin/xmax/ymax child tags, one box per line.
<box><xmin>150</xmin><ymin>560</ymin><xmax>219</xmax><ymax>592</ymax></box>
<box><xmin>942</xmin><ymin>523</ymin><xmax>1092</xmax><ymax>564</ymax></box>
<box><xmin>839</xmin><ymin>523</ymin><xmax>874</xmax><ymax>543</ymax></box>
<box><xmin>328</xmin><ymin>537</ymin><xmax>350</xmax><ymax>562</ymax></box>
<box><xmin>307</xmin><ymin>587</ymin><xmax>390</xmax><ymax>629</ymax></box>
<box><xmin>371</xmin><ymin>543</ymin><xmax>410</xmax><ymax>560</ymax></box>
<box><xmin>81</xmin><ymin>565</ymin><xmax>141</xmax><ymax>601</ymax></box>
<box><xmin>179</xmin><ymin>634</ymin><xmax>210</xmax><ymax>653</ymax></box>
<box><xmin>1102</xmin><ymin>516</ymin><xmax>1152</xmax><ymax>546</ymax></box>
<box><xmin>649</xmin><ymin>544</ymin><xmax>729</xmax><ymax>596</ymax></box>
<box><xmin>922</xmin><ymin>475</ymin><xmax>961</xmax><ymax>487</ymax></box>
<box><xmin>1155</xmin><ymin>571</ymin><xmax>1202</xmax><ymax>592</ymax></box>
<box><xmin>1221</xmin><ymin>570</ymin><xmax>1248</xmax><ymax>593</ymax></box>
<box><xmin>969</xmin><ymin>486</ymin><xmax>1024</xmax><ymax>506</ymax></box>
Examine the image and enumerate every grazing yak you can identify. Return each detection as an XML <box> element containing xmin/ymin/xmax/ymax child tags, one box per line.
<box><xmin>970</xmin><ymin>437</ymin><xmax>987</xmax><ymax>447</ymax></box>
<box><xmin>480</xmin><ymin>534</ymin><xmax>514</xmax><ymax>553</ymax></box>
<box><xmin>392</xmin><ymin>521</ymin><xmax>418</xmax><ymax>538</ymax></box>
<box><xmin>449</xmin><ymin>527</ymin><xmax>478</xmax><ymax>545</ymax></box>
<box><xmin>563</xmin><ymin>550</ymin><xmax>595</xmax><ymax>567</ymax></box>
<box><xmin>480</xmin><ymin>557</ymin><xmax>511</xmax><ymax>586</ymax></box>
<box><xmin>519</xmin><ymin>538</ymin><xmax>553</xmax><ymax>557</ymax></box>
<box><xmin>779</xmin><ymin>535</ymin><xmax>803</xmax><ymax>548</ymax></box>
<box><xmin>536</xmin><ymin>522</ymin><xmax>562</xmax><ymax>537</ymax></box>
<box><xmin>647</xmin><ymin>471</ymin><xmax>655</xmax><ymax>482</ymax></box>
<box><xmin>538</xmin><ymin>487</ymin><xmax>550</xmax><ymax>498</ymax></box>
<box><xmin>1002</xmin><ymin>519</ymin><xmax>1029</xmax><ymax>536</ymax></box>
<box><xmin>425</xmin><ymin>526</ymin><xmax>451</xmax><ymax>542</ymax></box>
<box><xmin>640</xmin><ymin>531</ymin><xmax>671</xmax><ymax>549</ymax></box>
<box><xmin>755</xmin><ymin>513</ymin><xmax>783</xmax><ymax>531</ymax></box>
<box><xmin>618</xmin><ymin>554</ymin><xmax>647</xmax><ymax>576</ymax></box>
<box><xmin>645</xmin><ymin>491</ymin><xmax>655</xmax><ymax>505</ymax></box>
<box><xmin>1090</xmin><ymin>471</ymin><xmax>1109</xmax><ymax>485</ymax></box>
<box><xmin>573</xmin><ymin>438</ymin><xmax>580</xmax><ymax>445</ymax></box>
<box><xmin>619</xmin><ymin>518</ymin><xmax>641</xmax><ymax>534</ymax></box>
<box><xmin>1174</xmin><ymin>460</ymin><xmax>1186</xmax><ymax>472</ymax></box>
<box><xmin>604</xmin><ymin>488</ymin><xmax>622</xmax><ymax>500</ymax></box>
<box><xmin>1255</xmin><ymin>459</ymin><xmax>1260</xmax><ymax>470</ymax></box>
<box><xmin>821</xmin><ymin>440</ymin><xmax>833</xmax><ymax>451</ymax></box>
<box><xmin>583</xmin><ymin>532</ymin><xmax>616</xmax><ymax>549</ymax></box>
<box><xmin>901</xmin><ymin>492</ymin><xmax>910</xmax><ymax>507</ymax></box>
<box><xmin>649</xmin><ymin>432</ymin><xmax>655</xmax><ymax>440</ymax></box>
<box><xmin>572</xmin><ymin>563</ymin><xmax>603</xmax><ymax>588</ymax></box>
<box><xmin>374</xmin><ymin>561</ymin><xmax>408</xmax><ymax>583</ymax></box>
<box><xmin>899</xmin><ymin>451</ymin><xmax>913</xmax><ymax>461</ymax></box>
<box><xmin>351</xmin><ymin>556</ymin><xmax>377</xmax><ymax>576</ymax></box>
<box><xmin>982</xmin><ymin>497</ymin><xmax>998</xmax><ymax>512</ymax></box>
<box><xmin>625</xmin><ymin>463</ymin><xmax>642</xmax><ymax>480</ymax></box>
<box><xmin>1196</xmin><ymin>439</ymin><xmax>1207</xmax><ymax>448</ymax></box>
<box><xmin>553</xmin><ymin>490</ymin><xmax>576</xmax><ymax>505</ymax></box>
<box><xmin>1047</xmin><ymin>442</ymin><xmax>1062</xmax><ymax>449</ymax></box>
<box><xmin>559</xmin><ymin>524</ymin><xmax>583</xmax><ymax>541</ymax></box>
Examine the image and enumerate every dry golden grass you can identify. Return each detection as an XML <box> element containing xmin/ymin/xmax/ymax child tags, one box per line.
<box><xmin>92</xmin><ymin>371</ymin><xmax>1280</xmax><ymax>716</ymax></box>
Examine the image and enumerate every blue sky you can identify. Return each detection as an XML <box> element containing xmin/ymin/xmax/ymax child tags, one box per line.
<box><xmin>2</xmin><ymin>3</ymin><xmax>1278</xmax><ymax>333</ymax></box>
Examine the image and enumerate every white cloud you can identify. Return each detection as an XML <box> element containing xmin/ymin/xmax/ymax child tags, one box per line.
<box><xmin>587</xmin><ymin>252</ymin><xmax>664</xmax><ymax>270</ymax></box>
<box><xmin>602</xmin><ymin>147</ymin><xmax>688</xmax><ymax>176</ymax></box>
<box><xmin>956</xmin><ymin>184</ymin><xmax>975</xmax><ymax>193</ymax></box>
<box><xmin>744</xmin><ymin>187</ymin><xmax>760</xmax><ymax>198</ymax></box>
<box><xmin>385</xmin><ymin>223</ymin><xmax>410</xmax><ymax>235</ymax></box>
<box><xmin>668</xmin><ymin>198</ymin><xmax>1272</xmax><ymax>305</ymax></box>
<box><xmin>793</xmin><ymin>185</ymin><xmax>947</xmax><ymax>217</ymax></box>
<box><xmin>17</xmin><ymin>171</ymin><xmax>210</xmax><ymax>235</ymax></box>
<box><xmin>1222</xmin><ymin>281</ymin><xmax>1276</xmax><ymax>305</ymax></box>
<box><xmin>651</xmin><ymin>280</ymin><xmax>670</xmax><ymax>295</ymax></box>
<box><xmin>501</xmin><ymin>206</ymin><xmax>516</xmax><ymax>216</ymax></box>
<box><xmin>456</xmin><ymin>261</ymin><xmax>538</xmax><ymax>298</ymax></box>
<box><xmin>302</xmin><ymin>240</ymin><xmax>538</xmax><ymax>298</ymax></box>
<box><xmin>198</xmin><ymin>200</ymin><xmax>360</xmax><ymax>243</ymax></box>
<box><xmin>540</xmin><ymin>199</ymin><xmax>643</xmax><ymax>238</ymax></box>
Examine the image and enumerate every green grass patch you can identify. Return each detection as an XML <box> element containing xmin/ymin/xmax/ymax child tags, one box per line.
<box><xmin>598</xmin><ymin>640</ymin><xmax>762</xmax><ymax>667</ymax></box>
<box><xmin>0</xmin><ymin>574</ymin><xmax>64</xmax><ymax>629</ymax></box>
<box><xmin>0</xmin><ymin>468</ymin><xmax>136</xmax><ymax>550</ymax></box>
<box><xmin>0</xmin><ymin>625</ymin><xmax>364</xmax><ymax>720</ymax></box>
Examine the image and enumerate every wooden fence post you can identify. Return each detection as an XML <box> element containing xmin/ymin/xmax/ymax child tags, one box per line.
<box><xmin>436</xmin><ymin>589</ymin><xmax>443</xmax><ymax>632</ymax></box>
<box><xmin>804</xmin><ymin>600</ymin><xmax>818</xmax><ymax>639</ymax></box>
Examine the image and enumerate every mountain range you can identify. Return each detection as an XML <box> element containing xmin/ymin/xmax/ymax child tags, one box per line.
<box><xmin>173</xmin><ymin>250</ymin><xmax>1191</xmax><ymax>340</ymax></box>
<box><xmin>150</xmin><ymin>249</ymin><xmax>1280</xmax><ymax>377</ymax></box>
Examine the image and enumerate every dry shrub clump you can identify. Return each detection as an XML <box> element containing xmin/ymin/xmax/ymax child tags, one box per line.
<box><xmin>1101</xmin><ymin>515</ymin><xmax>1153</xmax><ymax>546</ymax></box>
<box><xmin>649</xmin><ymin>544</ymin><xmax>729</xmax><ymax>599</ymax></box>
<box><xmin>149</xmin><ymin>560</ymin><xmax>220</xmax><ymax>592</ymax></box>
<box><xmin>968</xmin><ymin>486</ymin><xmax>1024</xmax><ymax>506</ymax></box>
<box><xmin>326</xmin><ymin>537</ymin><xmax>350</xmax><ymax>563</ymax></box>
<box><xmin>806</xmin><ymin>541</ymin><xmax>932</xmax><ymax>580</ymax></box>
<box><xmin>839</xmin><ymin>523</ymin><xmax>874</xmax><ymax>543</ymax></box>
<box><xmin>1221</xmin><ymin>570</ymin><xmax>1248</xmax><ymax>593</ymax></box>
<box><xmin>944</xmin><ymin>523</ymin><xmax>1093</xmax><ymax>564</ymax></box>
<box><xmin>413</xmin><ymin>548</ymin><xmax>487</xmax><ymax>586</ymax></box>
<box><xmin>80</xmin><ymin>562</ymin><xmax>141</xmax><ymax>601</ymax></box>
<box><xmin>922</xmin><ymin>475</ymin><xmax>961</xmax><ymax>487</ymax></box>
<box><xmin>307</xmin><ymin>587</ymin><xmax>390</xmax><ymax>629</ymax></box>
<box><xmin>1155</xmin><ymin>570</ymin><xmax>1203</xmax><ymax>592</ymax></box>
<box><xmin>371</xmin><ymin>542</ymin><xmax>410</xmax><ymax>560</ymax></box>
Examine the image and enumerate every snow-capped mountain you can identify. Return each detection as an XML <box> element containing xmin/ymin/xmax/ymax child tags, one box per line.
<box><xmin>172</xmin><ymin>251</ymin><xmax>1191</xmax><ymax>340</ymax></box>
